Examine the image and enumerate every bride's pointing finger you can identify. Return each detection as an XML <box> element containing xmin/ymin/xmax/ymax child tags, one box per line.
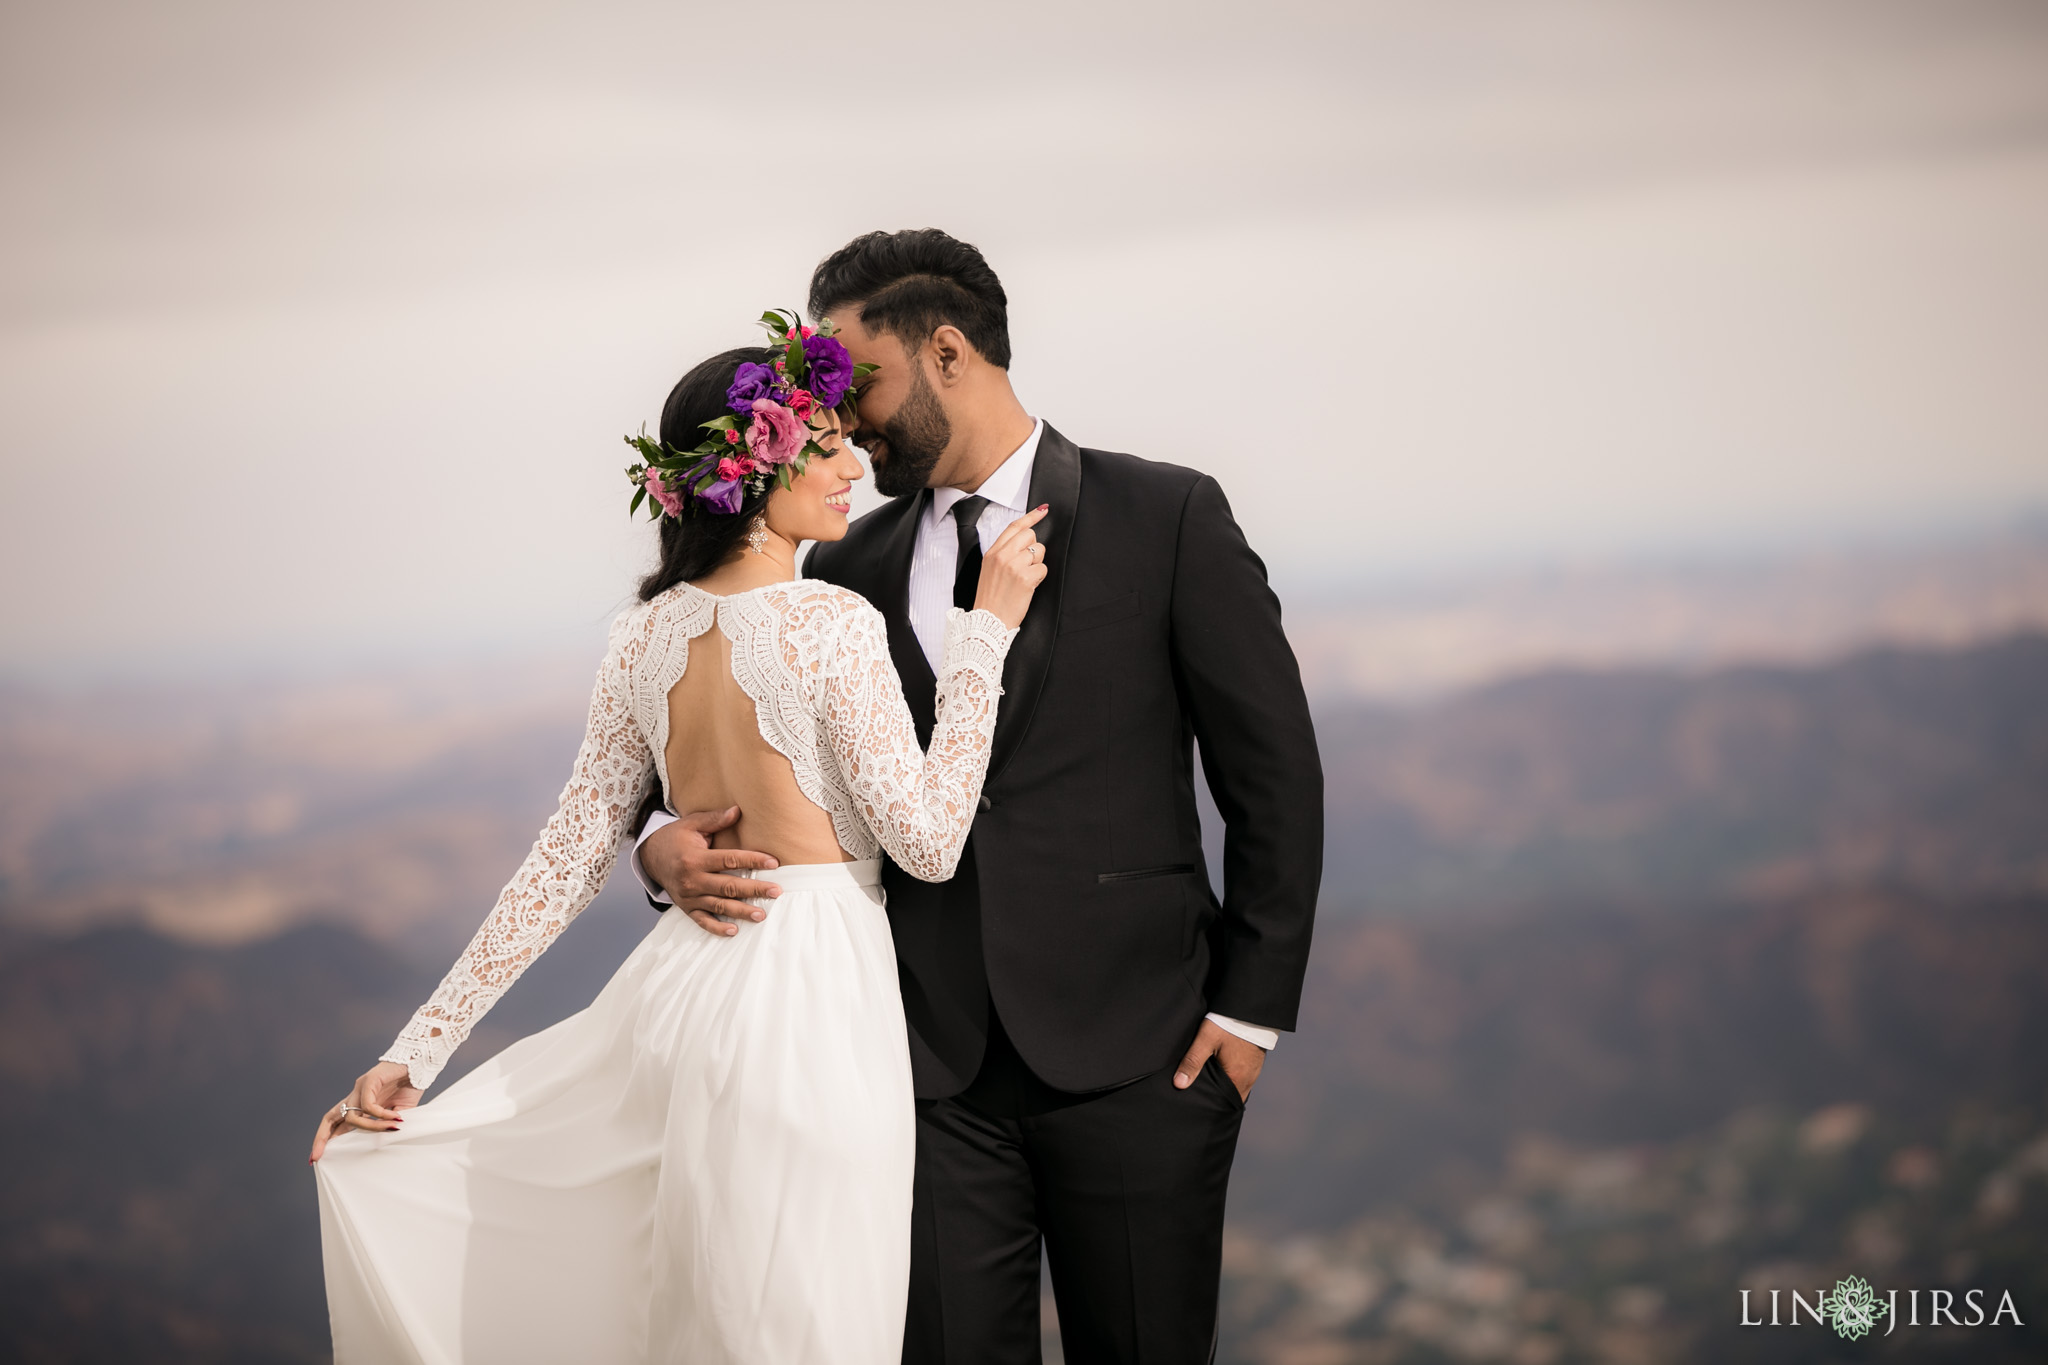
<box><xmin>988</xmin><ymin>505</ymin><xmax>1049</xmax><ymax>556</ymax></box>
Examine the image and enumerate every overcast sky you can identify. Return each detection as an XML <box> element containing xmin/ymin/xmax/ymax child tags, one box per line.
<box><xmin>4</xmin><ymin>0</ymin><xmax>2046</xmax><ymax>677</ymax></box>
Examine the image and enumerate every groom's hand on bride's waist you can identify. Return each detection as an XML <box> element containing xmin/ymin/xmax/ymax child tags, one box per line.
<box><xmin>640</xmin><ymin>807</ymin><xmax>783</xmax><ymax>939</ymax></box>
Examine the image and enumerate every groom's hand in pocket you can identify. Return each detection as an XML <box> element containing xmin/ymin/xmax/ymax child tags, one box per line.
<box><xmin>643</xmin><ymin>806</ymin><xmax>782</xmax><ymax>938</ymax></box>
<box><xmin>1173</xmin><ymin>1018</ymin><xmax>1265</xmax><ymax>1103</ymax></box>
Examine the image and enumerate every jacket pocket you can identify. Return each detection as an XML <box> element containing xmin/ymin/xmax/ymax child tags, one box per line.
<box><xmin>1097</xmin><ymin>863</ymin><xmax>1201</xmax><ymax>885</ymax></box>
<box><xmin>1060</xmin><ymin>591</ymin><xmax>1142</xmax><ymax>636</ymax></box>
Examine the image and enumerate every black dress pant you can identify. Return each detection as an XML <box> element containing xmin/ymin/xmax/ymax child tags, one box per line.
<box><xmin>903</xmin><ymin>1013</ymin><xmax>1244</xmax><ymax>1365</ymax></box>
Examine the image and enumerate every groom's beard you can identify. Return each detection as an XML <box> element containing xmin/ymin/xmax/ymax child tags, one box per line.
<box><xmin>868</xmin><ymin>366</ymin><xmax>952</xmax><ymax>498</ymax></box>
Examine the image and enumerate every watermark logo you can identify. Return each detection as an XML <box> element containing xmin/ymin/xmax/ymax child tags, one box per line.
<box><xmin>1741</xmin><ymin>1281</ymin><xmax>2023</xmax><ymax>1336</ymax></box>
<box><xmin>1821</xmin><ymin>1276</ymin><xmax>1880</xmax><ymax>1341</ymax></box>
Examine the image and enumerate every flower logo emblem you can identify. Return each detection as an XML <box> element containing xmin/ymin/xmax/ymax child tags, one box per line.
<box><xmin>1823</xmin><ymin>1275</ymin><xmax>1882</xmax><ymax>1340</ymax></box>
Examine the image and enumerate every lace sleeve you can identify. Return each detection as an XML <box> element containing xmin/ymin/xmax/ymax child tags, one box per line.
<box><xmin>380</xmin><ymin>614</ymin><xmax>655</xmax><ymax>1090</ymax></box>
<box><xmin>820</xmin><ymin>602</ymin><xmax>1017</xmax><ymax>882</ymax></box>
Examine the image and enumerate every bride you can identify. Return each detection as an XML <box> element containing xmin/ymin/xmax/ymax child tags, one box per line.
<box><xmin>308</xmin><ymin>313</ymin><xmax>1047</xmax><ymax>1364</ymax></box>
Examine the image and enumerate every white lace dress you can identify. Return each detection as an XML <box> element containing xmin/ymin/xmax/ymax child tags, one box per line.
<box><xmin>314</xmin><ymin>580</ymin><xmax>1016</xmax><ymax>1365</ymax></box>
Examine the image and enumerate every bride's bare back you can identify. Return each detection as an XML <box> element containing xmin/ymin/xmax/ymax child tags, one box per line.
<box><xmin>665</xmin><ymin>621</ymin><xmax>854</xmax><ymax>866</ymax></box>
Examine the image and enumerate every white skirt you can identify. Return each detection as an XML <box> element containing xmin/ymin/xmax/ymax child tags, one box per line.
<box><xmin>315</xmin><ymin>860</ymin><xmax>913</xmax><ymax>1365</ymax></box>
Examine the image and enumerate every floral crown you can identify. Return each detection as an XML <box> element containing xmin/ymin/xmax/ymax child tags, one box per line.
<box><xmin>624</xmin><ymin>309</ymin><xmax>877</xmax><ymax>519</ymax></box>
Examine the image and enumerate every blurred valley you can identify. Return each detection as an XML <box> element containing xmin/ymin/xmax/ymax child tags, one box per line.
<box><xmin>3</xmin><ymin>535</ymin><xmax>2046</xmax><ymax>1362</ymax></box>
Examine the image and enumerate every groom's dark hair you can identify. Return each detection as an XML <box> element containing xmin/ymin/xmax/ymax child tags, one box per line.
<box><xmin>808</xmin><ymin>229</ymin><xmax>1011</xmax><ymax>369</ymax></box>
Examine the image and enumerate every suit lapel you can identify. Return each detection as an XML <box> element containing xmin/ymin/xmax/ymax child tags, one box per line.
<box><xmin>986</xmin><ymin>424</ymin><xmax>1079</xmax><ymax>783</ymax></box>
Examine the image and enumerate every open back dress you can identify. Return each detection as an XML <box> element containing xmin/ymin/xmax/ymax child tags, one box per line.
<box><xmin>314</xmin><ymin>580</ymin><xmax>1016</xmax><ymax>1365</ymax></box>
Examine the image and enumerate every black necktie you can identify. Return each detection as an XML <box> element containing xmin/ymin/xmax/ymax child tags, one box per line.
<box><xmin>950</xmin><ymin>496</ymin><xmax>991</xmax><ymax>613</ymax></box>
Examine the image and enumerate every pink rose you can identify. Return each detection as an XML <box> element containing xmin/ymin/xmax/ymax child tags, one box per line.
<box><xmin>723</xmin><ymin>428</ymin><xmax>741</xmax><ymax>445</ymax></box>
<box><xmin>786</xmin><ymin>389</ymin><xmax>817</xmax><ymax>419</ymax></box>
<box><xmin>746</xmin><ymin>399</ymin><xmax>807</xmax><ymax>465</ymax></box>
<box><xmin>717</xmin><ymin>456</ymin><xmax>746</xmax><ymax>482</ymax></box>
<box><xmin>644</xmin><ymin>468</ymin><xmax>684</xmax><ymax>517</ymax></box>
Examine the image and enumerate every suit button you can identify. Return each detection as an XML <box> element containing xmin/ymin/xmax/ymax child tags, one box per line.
<box><xmin>977</xmin><ymin>795</ymin><xmax>993</xmax><ymax>813</ymax></box>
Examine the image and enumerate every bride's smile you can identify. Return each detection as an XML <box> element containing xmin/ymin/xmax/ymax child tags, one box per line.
<box><xmin>753</xmin><ymin>408</ymin><xmax>866</xmax><ymax>555</ymax></box>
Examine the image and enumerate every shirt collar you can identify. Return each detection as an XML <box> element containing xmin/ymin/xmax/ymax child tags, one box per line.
<box><xmin>931</xmin><ymin>418</ymin><xmax>1042</xmax><ymax>521</ymax></box>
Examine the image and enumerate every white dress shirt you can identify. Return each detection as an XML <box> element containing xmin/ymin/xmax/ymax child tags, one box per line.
<box><xmin>634</xmin><ymin>417</ymin><xmax>1277</xmax><ymax>1052</ymax></box>
<box><xmin>908</xmin><ymin>419</ymin><xmax>1044</xmax><ymax>673</ymax></box>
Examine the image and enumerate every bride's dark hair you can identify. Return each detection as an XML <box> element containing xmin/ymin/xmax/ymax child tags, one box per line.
<box><xmin>636</xmin><ymin>345</ymin><xmax>778</xmax><ymax>602</ymax></box>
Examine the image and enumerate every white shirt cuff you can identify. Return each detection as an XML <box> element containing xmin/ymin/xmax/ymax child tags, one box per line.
<box><xmin>1207</xmin><ymin>1012</ymin><xmax>1279</xmax><ymax>1051</ymax></box>
<box><xmin>634</xmin><ymin>809</ymin><xmax>677</xmax><ymax>905</ymax></box>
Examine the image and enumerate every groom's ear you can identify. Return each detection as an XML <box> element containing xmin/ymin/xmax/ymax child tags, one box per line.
<box><xmin>928</xmin><ymin>324</ymin><xmax>973</xmax><ymax>387</ymax></box>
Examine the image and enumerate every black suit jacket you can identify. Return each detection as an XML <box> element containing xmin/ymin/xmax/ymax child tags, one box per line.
<box><xmin>804</xmin><ymin>424</ymin><xmax>1322</xmax><ymax>1097</ymax></box>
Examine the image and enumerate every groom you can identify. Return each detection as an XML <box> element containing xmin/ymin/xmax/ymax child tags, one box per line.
<box><xmin>638</xmin><ymin>229</ymin><xmax>1321</xmax><ymax>1362</ymax></box>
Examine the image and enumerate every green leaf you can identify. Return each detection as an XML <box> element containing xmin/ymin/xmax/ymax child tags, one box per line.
<box><xmin>629</xmin><ymin>487</ymin><xmax>646</xmax><ymax>515</ymax></box>
<box><xmin>700</xmin><ymin>414</ymin><xmax>738</xmax><ymax>431</ymax></box>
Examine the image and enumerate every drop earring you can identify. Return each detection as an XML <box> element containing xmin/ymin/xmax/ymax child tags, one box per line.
<box><xmin>745</xmin><ymin>514</ymin><xmax>771</xmax><ymax>556</ymax></box>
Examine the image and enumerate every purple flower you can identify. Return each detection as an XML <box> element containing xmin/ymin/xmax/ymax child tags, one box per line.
<box><xmin>802</xmin><ymin>335</ymin><xmax>854</xmax><ymax>407</ymax></box>
<box><xmin>699</xmin><ymin>476</ymin><xmax>745</xmax><ymax>514</ymax></box>
<box><xmin>726</xmin><ymin>362</ymin><xmax>779</xmax><ymax>414</ymax></box>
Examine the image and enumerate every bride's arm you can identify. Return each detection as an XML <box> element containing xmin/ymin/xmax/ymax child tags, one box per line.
<box><xmin>820</xmin><ymin>600</ymin><xmax>1018</xmax><ymax>882</ymax></box>
<box><xmin>380</xmin><ymin>612</ymin><xmax>655</xmax><ymax>1091</ymax></box>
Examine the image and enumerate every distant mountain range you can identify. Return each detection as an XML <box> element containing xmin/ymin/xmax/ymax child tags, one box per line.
<box><xmin>3</xmin><ymin>630</ymin><xmax>2045</xmax><ymax>1360</ymax></box>
<box><xmin>0</xmin><ymin>662</ymin><xmax>589</xmax><ymax>950</ymax></box>
<box><xmin>8</xmin><ymin>624</ymin><xmax>2045</xmax><ymax>954</ymax></box>
<box><xmin>1315</xmin><ymin>632</ymin><xmax>2048</xmax><ymax>913</ymax></box>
